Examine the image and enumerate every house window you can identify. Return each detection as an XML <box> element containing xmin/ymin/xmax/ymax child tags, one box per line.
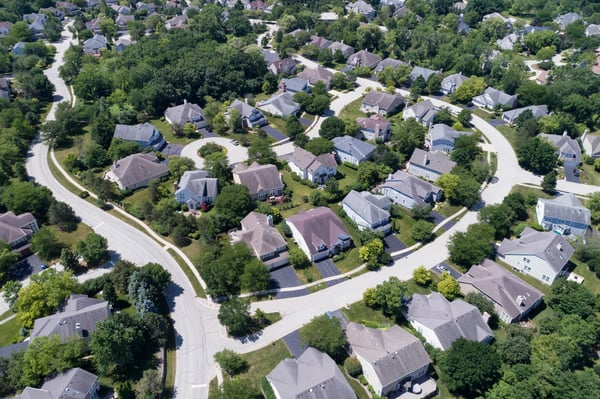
<box><xmin>542</xmin><ymin>275</ymin><xmax>550</xmax><ymax>282</ymax></box>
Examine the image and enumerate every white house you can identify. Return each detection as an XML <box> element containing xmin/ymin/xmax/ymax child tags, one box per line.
<box><xmin>497</xmin><ymin>227</ymin><xmax>575</xmax><ymax>285</ymax></box>
<box><xmin>582</xmin><ymin>131</ymin><xmax>600</xmax><ymax>159</ymax></box>
<box><xmin>379</xmin><ymin>170</ymin><xmax>443</xmax><ymax>209</ymax></box>
<box><xmin>332</xmin><ymin>135</ymin><xmax>376</xmax><ymax>165</ymax></box>
<box><xmin>402</xmin><ymin>99</ymin><xmax>439</xmax><ymax>127</ymax></box>
<box><xmin>440</xmin><ymin>73</ymin><xmax>468</xmax><ymax>95</ymax></box>
<box><xmin>407</xmin><ymin>149</ymin><xmax>456</xmax><ymax>182</ymax></box>
<box><xmin>427</xmin><ymin>123</ymin><xmax>472</xmax><ymax>154</ymax></box>
<box><xmin>174</xmin><ymin>170</ymin><xmax>218</xmax><ymax>210</ymax></box>
<box><xmin>535</xmin><ymin>193</ymin><xmax>590</xmax><ymax>236</ymax></box>
<box><xmin>356</xmin><ymin>114</ymin><xmax>391</xmax><ymax>141</ymax></box>
<box><xmin>288</xmin><ymin>147</ymin><xmax>337</xmax><ymax>184</ymax></box>
<box><xmin>342</xmin><ymin>190</ymin><xmax>391</xmax><ymax>233</ymax></box>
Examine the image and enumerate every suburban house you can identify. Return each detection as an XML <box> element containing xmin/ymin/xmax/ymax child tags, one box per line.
<box><xmin>56</xmin><ymin>2</ymin><xmax>80</xmax><ymax>16</ymax></box>
<box><xmin>11</xmin><ymin>42</ymin><xmax>26</xmax><ymax>56</ymax></box>
<box><xmin>165</xmin><ymin>14</ymin><xmax>188</xmax><ymax>30</ymax></box>
<box><xmin>328</xmin><ymin>41</ymin><xmax>355</xmax><ymax>59</ymax></box>
<box><xmin>164</xmin><ymin>100</ymin><xmax>208</xmax><ymax>129</ymax></box>
<box><xmin>379</xmin><ymin>170</ymin><xmax>443</xmax><ymax>209</ymax></box>
<box><xmin>483</xmin><ymin>12</ymin><xmax>515</xmax><ymax>26</ymax></box>
<box><xmin>319</xmin><ymin>11</ymin><xmax>339</xmax><ymax>23</ymax></box>
<box><xmin>174</xmin><ymin>170</ymin><xmax>218</xmax><ymax>210</ymax></box>
<box><xmin>348</xmin><ymin>50</ymin><xmax>382</xmax><ymax>69</ymax></box>
<box><xmin>409</xmin><ymin>66</ymin><xmax>440</xmax><ymax>83</ymax></box>
<box><xmin>554</xmin><ymin>12</ymin><xmax>581</xmax><ymax>30</ymax></box>
<box><xmin>535</xmin><ymin>193</ymin><xmax>590</xmax><ymax>236</ymax></box>
<box><xmin>402</xmin><ymin>99</ymin><xmax>439</xmax><ymax>127</ymax></box>
<box><xmin>356</xmin><ymin>114</ymin><xmax>391</xmax><ymax>141</ymax></box>
<box><xmin>346</xmin><ymin>322</ymin><xmax>433</xmax><ymax>397</ymax></box>
<box><xmin>279</xmin><ymin>77</ymin><xmax>310</xmax><ymax>94</ymax></box>
<box><xmin>472</xmin><ymin>87</ymin><xmax>517</xmax><ymax>110</ymax></box>
<box><xmin>496</xmin><ymin>33</ymin><xmax>519</xmax><ymax>51</ymax></box>
<box><xmin>360</xmin><ymin>91</ymin><xmax>404</xmax><ymax>116</ymax></box>
<box><xmin>18</xmin><ymin>368</ymin><xmax>99</xmax><ymax>399</ymax></box>
<box><xmin>268</xmin><ymin>57</ymin><xmax>298</xmax><ymax>75</ymax></box>
<box><xmin>85</xmin><ymin>17</ymin><xmax>103</xmax><ymax>34</ymax></box>
<box><xmin>427</xmin><ymin>123</ymin><xmax>472</xmax><ymax>154</ymax></box>
<box><xmin>111</xmin><ymin>4</ymin><xmax>131</xmax><ymax>14</ymax></box>
<box><xmin>309</xmin><ymin>35</ymin><xmax>332</xmax><ymax>50</ymax></box>
<box><xmin>404</xmin><ymin>292</ymin><xmax>494</xmax><ymax>350</ymax></box>
<box><xmin>298</xmin><ymin>66</ymin><xmax>334</xmax><ymax>88</ymax></box>
<box><xmin>256</xmin><ymin>91</ymin><xmax>300</xmax><ymax>117</ymax></box>
<box><xmin>24</xmin><ymin>13</ymin><xmax>47</xmax><ymax>35</ymax></box>
<box><xmin>228</xmin><ymin>99</ymin><xmax>268</xmax><ymax>129</ymax></box>
<box><xmin>288</xmin><ymin>147</ymin><xmax>337</xmax><ymax>184</ymax></box>
<box><xmin>105</xmin><ymin>153</ymin><xmax>169</xmax><ymax>190</ymax></box>
<box><xmin>261</xmin><ymin>49</ymin><xmax>280</xmax><ymax>64</ymax></box>
<box><xmin>113</xmin><ymin>123</ymin><xmax>167</xmax><ymax>151</ymax></box>
<box><xmin>0</xmin><ymin>77</ymin><xmax>10</xmax><ymax>99</ymax></box>
<box><xmin>501</xmin><ymin>105</ymin><xmax>548</xmax><ymax>125</ymax></box>
<box><xmin>114</xmin><ymin>38</ymin><xmax>133</xmax><ymax>52</ymax></box>
<box><xmin>286</xmin><ymin>207</ymin><xmax>352</xmax><ymax>261</ymax></box>
<box><xmin>332</xmin><ymin>135</ymin><xmax>377</xmax><ymax>165</ymax></box>
<box><xmin>115</xmin><ymin>14</ymin><xmax>134</xmax><ymax>30</ymax></box>
<box><xmin>586</xmin><ymin>24</ymin><xmax>600</xmax><ymax>37</ymax></box>
<box><xmin>267</xmin><ymin>347</ymin><xmax>357</xmax><ymax>399</ymax></box>
<box><xmin>342</xmin><ymin>190</ymin><xmax>391</xmax><ymax>233</ymax></box>
<box><xmin>232</xmin><ymin>162</ymin><xmax>284</xmax><ymax>200</ymax></box>
<box><xmin>31</xmin><ymin>294</ymin><xmax>110</xmax><ymax>342</ymax></box>
<box><xmin>232</xmin><ymin>211</ymin><xmax>289</xmax><ymax>270</ymax></box>
<box><xmin>0</xmin><ymin>211</ymin><xmax>39</xmax><ymax>253</ymax></box>
<box><xmin>82</xmin><ymin>34</ymin><xmax>107</xmax><ymax>55</ymax></box>
<box><xmin>408</xmin><ymin>149</ymin><xmax>456</xmax><ymax>182</ymax></box>
<box><xmin>582</xmin><ymin>131</ymin><xmax>600</xmax><ymax>159</ymax></box>
<box><xmin>375</xmin><ymin>58</ymin><xmax>408</xmax><ymax>74</ymax></box>
<box><xmin>346</xmin><ymin>0</ymin><xmax>375</xmax><ymax>19</ymax></box>
<box><xmin>440</xmin><ymin>73</ymin><xmax>468</xmax><ymax>95</ymax></box>
<box><xmin>458</xmin><ymin>259</ymin><xmax>544</xmax><ymax>323</ymax></box>
<box><xmin>539</xmin><ymin>132</ymin><xmax>582</xmax><ymax>164</ymax></box>
<box><xmin>497</xmin><ymin>227</ymin><xmax>575</xmax><ymax>285</ymax></box>
<box><xmin>0</xmin><ymin>21</ymin><xmax>13</xmax><ymax>36</ymax></box>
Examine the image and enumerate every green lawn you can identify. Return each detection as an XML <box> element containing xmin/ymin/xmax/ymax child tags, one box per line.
<box><xmin>336</xmin><ymin>164</ymin><xmax>358</xmax><ymax>191</ymax></box>
<box><xmin>340</xmin><ymin>367</ymin><xmax>370</xmax><ymax>399</ymax></box>
<box><xmin>334</xmin><ymin>247</ymin><xmax>363</xmax><ymax>274</ymax></box>
<box><xmin>579</xmin><ymin>163</ymin><xmax>600</xmax><ymax>186</ymax></box>
<box><xmin>436</xmin><ymin>202</ymin><xmax>463</xmax><ymax>218</ymax></box>
<box><xmin>167</xmin><ymin>248</ymin><xmax>206</xmax><ymax>298</ymax></box>
<box><xmin>267</xmin><ymin>116</ymin><xmax>290</xmax><ymax>137</ymax></box>
<box><xmin>571</xmin><ymin>258</ymin><xmax>600</xmax><ymax>296</ymax></box>
<box><xmin>52</xmin><ymin>223</ymin><xmax>94</xmax><ymax>253</ymax></box>
<box><xmin>150</xmin><ymin>119</ymin><xmax>196</xmax><ymax>145</ymax></box>
<box><xmin>338</xmin><ymin>97</ymin><xmax>365</xmax><ymax>123</ymax></box>
<box><xmin>238</xmin><ymin>340</ymin><xmax>291</xmax><ymax>391</ymax></box>
<box><xmin>391</xmin><ymin>206</ymin><xmax>418</xmax><ymax>247</ymax></box>
<box><xmin>342</xmin><ymin>301</ymin><xmax>395</xmax><ymax>326</ymax></box>
<box><xmin>0</xmin><ymin>317</ymin><xmax>21</xmax><ymax>347</ymax></box>
<box><xmin>496</xmin><ymin>125</ymin><xmax>519</xmax><ymax>150</ymax></box>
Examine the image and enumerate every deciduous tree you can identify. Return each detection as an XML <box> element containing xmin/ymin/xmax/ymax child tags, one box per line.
<box><xmin>299</xmin><ymin>315</ymin><xmax>346</xmax><ymax>361</ymax></box>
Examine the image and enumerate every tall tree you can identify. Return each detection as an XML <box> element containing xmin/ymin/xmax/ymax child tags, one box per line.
<box><xmin>299</xmin><ymin>314</ymin><xmax>346</xmax><ymax>361</ymax></box>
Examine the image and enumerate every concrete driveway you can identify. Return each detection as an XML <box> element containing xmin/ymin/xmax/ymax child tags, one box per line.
<box><xmin>262</xmin><ymin>125</ymin><xmax>286</xmax><ymax>141</ymax></box>
<box><xmin>563</xmin><ymin>161</ymin><xmax>580</xmax><ymax>183</ymax></box>
<box><xmin>384</xmin><ymin>235</ymin><xmax>407</xmax><ymax>253</ymax></box>
<box><xmin>180</xmin><ymin>137</ymin><xmax>248</xmax><ymax>169</ymax></box>
<box><xmin>315</xmin><ymin>259</ymin><xmax>340</xmax><ymax>278</ymax></box>
<box><xmin>283</xmin><ymin>330</ymin><xmax>307</xmax><ymax>358</ymax></box>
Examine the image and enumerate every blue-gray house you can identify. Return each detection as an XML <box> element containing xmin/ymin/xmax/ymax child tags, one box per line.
<box><xmin>113</xmin><ymin>123</ymin><xmax>167</xmax><ymax>151</ymax></box>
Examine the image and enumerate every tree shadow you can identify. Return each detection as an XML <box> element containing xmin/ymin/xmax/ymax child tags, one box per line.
<box><xmin>165</xmin><ymin>281</ymin><xmax>184</xmax><ymax>312</ymax></box>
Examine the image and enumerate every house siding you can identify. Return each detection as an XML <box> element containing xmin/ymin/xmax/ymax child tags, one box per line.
<box><xmin>408</xmin><ymin>164</ymin><xmax>442</xmax><ymax>182</ymax></box>
<box><xmin>342</xmin><ymin>203</ymin><xmax>390</xmax><ymax>232</ymax></box>
<box><xmin>405</xmin><ymin>318</ymin><xmax>444</xmax><ymax>349</ymax></box>
<box><xmin>535</xmin><ymin>202</ymin><xmax>589</xmax><ymax>236</ymax></box>
<box><xmin>357</xmin><ymin>354</ymin><xmax>383</xmax><ymax>395</ymax></box>
<box><xmin>498</xmin><ymin>253</ymin><xmax>563</xmax><ymax>285</ymax></box>
<box><xmin>381</xmin><ymin>187</ymin><xmax>418</xmax><ymax>209</ymax></box>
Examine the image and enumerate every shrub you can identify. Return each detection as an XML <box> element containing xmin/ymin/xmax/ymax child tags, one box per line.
<box><xmin>359</xmin><ymin>375</ymin><xmax>368</xmax><ymax>385</ymax></box>
<box><xmin>344</xmin><ymin>357</ymin><xmax>363</xmax><ymax>378</ymax></box>
<box><xmin>79</xmin><ymin>191</ymin><xmax>89</xmax><ymax>198</ymax></box>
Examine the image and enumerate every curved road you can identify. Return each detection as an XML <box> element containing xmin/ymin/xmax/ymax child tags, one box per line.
<box><xmin>26</xmin><ymin>22</ymin><xmax>217</xmax><ymax>399</ymax></box>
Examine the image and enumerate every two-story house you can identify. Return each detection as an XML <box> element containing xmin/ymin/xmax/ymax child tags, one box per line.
<box><xmin>535</xmin><ymin>193</ymin><xmax>590</xmax><ymax>236</ymax></box>
<box><xmin>342</xmin><ymin>190</ymin><xmax>391</xmax><ymax>233</ymax></box>
<box><xmin>288</xmin><ymin>147</ymin><xmax>337</xmax><ymax>184</ymax></box>
<box><xmin>379</xmin><ymin>170</ymin><xmax>443</xmax><ymax>209</ymax></box>
<box><xmin>407</xmin><ymin>149</ymin><xmax>456</xmax><ymax>182</ymax></box>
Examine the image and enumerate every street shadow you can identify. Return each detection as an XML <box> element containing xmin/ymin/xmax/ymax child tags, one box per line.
<box><xmin>52</xmin><ymin>94</ymin><xmax>63</xmax><ymax>103</ymax></box>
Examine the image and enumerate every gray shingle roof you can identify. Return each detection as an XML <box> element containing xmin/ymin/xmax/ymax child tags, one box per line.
<box><xmin>441</xmin><ymin>73</ymin><xmax>468</xmax><ymax>92</ymax></box>
<box><xmin>82</xmin><ymin>34</ymin><xmax>107</xmax><ymax>52</ymax></box>
<box><xmin>30</xmin><ymin>294</ymin><xmax>109</xmax><ymax>342</ymax></box>
<box><xmin>428</xmin><ymin>124</ymin><xmax>471</xmax><ymax>149</ymax></box>
<box><xmin>257</xmin><ymin>92</ymin><xmax>300</xmax><ymax>117</ymax></box>
<box><xmin>537</xmin><ymin>193</ymin><xmax>590</xmax><ymax>227</ymax></box>
<box><xmin>380</xmin><ymin>170</ymin><xmax>442</xmax><ymax>206</ymax></box>
<box><xmin>113</xmin><ymin>122</ymin><xmax>165</xmax><ymax>150</ymax></box>
<box><xmin>409</xmin><ymin>148</ymin><xmax>456</xmax><ymax>175</ymax></box>
<box><xmin>405</xmin><ymin>292</ymin><xmax>493</xmax><ymax>350</ymax></box>
<box><xmin>280</xmin><ymin>77</ymin><xmax>309</xmax><ymax>93</ymax></box>
<box><xmin>497</xmin><ymin>227</ymin><xmax>574</xmax><ymax>273</ymax></box>
<box><xmin>348</xmin><ymin>50</ymin><xmax>382</xmax><ymax>69</ymax></box>
<box><xmin>164</xmin><ymin>102</ymin><xmax>206</xmax><ymax>127</ymax></box>
<box><xmin>240</xmin><ymin>212</ymin><xmax>287</xmax><ymax>260</ymax></box>
<box><xmin>375</xmin><ymin>58</ymin><xmax>407</xmax><ymax>73</ymax></box>
<box><xmin>109</xmin><ymin>153</ymin><xmax>169</xmax><ymax>189</ymax></box>
<box><xmin>298</xmin><ymin>66</ymin><xmax>334</xmax><ymax>87</ymax></box>
<box><xmin>502</xmin><ymin>105</ymin><xmax>548</xmax><ymax>122</ymax></box>
<box><xmin>229</xmin><ymin>99</ymin><xmax>268</xmax><ymax>126</ymax></box>
<box><xmin>583</xmin><ymin>133</ymin><xmax>600</xmax><ymax>155</ymax></box>
<box><xmin>343</xmin><ymin>190</ymin><xmax>390</xmax><ymax>225</ymax></box>
<box><xmin>346</xmin><ymin>323</ymin><xmax>430</xmax><ymax>387</ymax></box>
<box><xmin>539</xmin><ymin>132</ymin><xmax>582</xmax><ymax>163</ymax></box>
<box><xmin>0</xmin><ymin>211</ymin><xmax>37</xmax><ymax>245</ymax></box>
<box><xmin>361</xmin><ymin>91</ymin><xmax>404</xmax><ymax>113</ymax></box>
<box><xmin>332</xmin><ymin>136</ymin><xmax>376</xmax><ymax>161</ymax></box>
<box><xmin>473</xmin><ymin>87</ymin><xmax>516</xmax><ymax>108</ymax></box>
<box><xmin>176</xmin><ymin>170</ymin><xmax>218</xmax><ymax>200</ymax></box>
<box><xmin>36</xmin><ymin>367</ymin><xmax>98</xmax><ymax>399</ymax></box>
<box><xmin>267</xmin><ymin>347</ymin><xmax>356</xmax><ymax>399</ymax></box>
<box><xmin>232</xmin><ymin>162</ymin><xmax>283</xmax><ymax>196</ymax></box>
<box><xmin>404</xmin><ymin>99</ymin><xmax>437</xmax><ymax>120</ymax></box>
<box><xmin>458</xmin><ymin>259</ymin><xmax>544</xmax><ymax>321</ymax></box>
<box><xmin>410</xmin><ymin>66</ymin><xmax>440</xmax><ymax>81</ymax></box>
<box><xmin>286</xmin><ymin>207</ymin><xmax>351</xmax><ymax>256</ymax></box>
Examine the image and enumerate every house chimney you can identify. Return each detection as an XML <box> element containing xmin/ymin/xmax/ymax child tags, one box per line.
<box><xmin>423</xmin><ymin>153</ymin><xmax>429</xmax><ymax>165</ymax></box>
<box><xmin>174</xmin><ymin>180</ymin><xmax>179</xmax><ymax>191</ymax></box>
<box><xmin>557</xmin><ymin>242</ymin><xmax>563</xmax><ymax>251</ymax></box>
<box><xmin>267</xmin><ymin>214</ymin><xmax>274</xmax><ymax>226</ymax></box>
<box><xmin>184</xmin><ymin>99</ymin><xmax>187</xmax><ymax>104</ymax></box>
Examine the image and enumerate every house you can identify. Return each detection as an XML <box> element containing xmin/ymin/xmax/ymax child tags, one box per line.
<box><xmin>248</xmin><ymin>0</ymin><xmax>267</xmax><ymax>11</ymax></box>
<box><xmin>0</xmin><ymin>21</ymin><xmax>13</xmax><ymax>36</ymax></box>
<box><xmin>457</xmin><ymin>14</ymin><xmax>470</xmax><ymax>34</ymax></box>
<box><xmin>381</xmin><ymin>0</ymin><xmax>405</xmax><ymax>7</ymax></box>
<box><xmin>286</xmin><ymin>207</ymin><xmax>352</xmax><ymax>261</ymax></box>
<box><xmin>288</xmin><ymin>147</ymin><xmax>337</xmax><ymax>184</ymax></box>
<box><xmin>111</xmin><ymin>4</ymin><xmax>131</xmax><ymax>14</ymax></box>
<box><xmin>501</xmin><ymin>105</ymin><xmax>548</xmax><ymax>125</ymax></box>
<box><xmin>23</xmin><ymin>13</ymin><xmax>47</xmax><ymax>35</ymax></box>
<box><xmin>482</xmin><ymin>12</ymin><xmax>515</xmax><ymax>27</ymax></box>
<box><xmin>233</xmin><ymin>211</ymin><xmax>288</xmax><ymax>269</ymax></box>
<box><xmin>360</xmin><ymin>91</ymin><xmax>404</xmax><ymax>116</ymax></box>
<box><xmin>268</xmin><ymin>57</ymin><xmax>298</xmax><ymax>75</ymax></box>
<box><xmin>56</xmin><ymin>2</ymin><xmax>80</xmax><ymax>16</ymax></box>
<box><xmin>136</xmin><ymin>1</ymin><xmax>156</xmax><ymax>12</ymax></box>
<box><xmin>114</xmin><ymin>38</ymin><xmax>133</xmax><ymax>52</ymax></box>
<box><xmin>554</xmin><ymin>12</ymin><xmax>581</xmax><ymax>30</ymax></box>
<box><xmin>309</xmin><ymin>35</ymin><xmax>332</xmax><ymax>50</ymax></box>
<box><xmin>175</xmin><ymin>170</ymin><xmax>218</xmax><ymax>210</ymax></box>
<box><xmin>379</xmin><ymin>170</ymin><xmax>443</xmax><ymax>209</ymax></box>
<box><xmin>404</xmin><ymin>292</ymin><xmax>494</xmax><ymax>350</ymax></box>
<box><xmin>256</xmin><ymin>91</ymin><xmax>300</xmax><ymax>117</ymax></box>
<box><xmin>327</xmin><ymin>41</ymin><xmax>355</xmax><ymax>59</ymax></box>
<box><xmin>332</xmin><ymin>135</ymin><xmax>377</xmax><ymax>165</ymax></box>
<box><xmin>539</xmin><ymin>132</ymin><xmax>582</xmax><ymax>164</ymax></box>
<box><xmin>408</xmin><ymin>149</ymin><xmax>456</xmax><ymax>182</ymax></box>
<box><xmin>115</xmin><ymin>14</ymin><xmax>134</xmax><ymax>30</ymax></box>
<box><xmin>348</xmin><ymin>50</ymin><xmax>382</xmax><ymax>69</ymax></box>
<box><xmin>586</xmin><ymin>24</ymin><xmax>600</xmax><ymax>37</ymax></box>
<box><xmin>472</xmin><ymin>87</ymin><xmax>517</xmax><ymax>110</ymax></box>
<box><xmin>113</xmin><ymin>123</ymin><xmax>166</xmax><ymax>150</ymax></box>
<box><xmin>459</xmin><ymin>259</ymin><xmax>544</xmax><ymax>323</ymax></box>
<box><xmin>164</xmin><ymin>100</ymin><xmax>208</xmax><ymax>129</ymax></box>
<box><xmin>82</xmin><ymin>34</ymin><xmax>107</xmax><ymax>55</ymax></box>
<box><xmin>0</xmin><ymin>77</ymin><xmax>10</xmax><ymax>99</ymax></box>
<box><xmin>261</xmin><ymin>49</ymin><xmax>280</xmax><ymax>65</ymax></box>
<box><xmin>582</xmin><ymin>131</ymin><xmax>600</xmax><ymax>159</ymax></box>
<box><xmin>346</xmin><ymin>322</ymin><xmax>432</xmax><ymax>397</ymax></box>
<box><xmin>440</xmin><ymin>73</ymin><xmax>468</xmax><ymax>95</ymax></box>
<box><xmin>346</xmin><ymin>0</ymin><xmax>376</xmax><ymax>19</ymax></box>
<box><xmin>85</xmin><ymin>17</ymin><xmax>103</xmax><ymax>34</ymax></box>
<box><xmin>279</xmin><ymin>77</ymin><xmax>310</xmax><ymax>94</ymax></box>
<box><xmin>409</xmin><ymin>66</ymin><xmax>440</xmax><ymax>83</ymax></box>
<box><xmin>497</xmin><ymin>227</ymin><xmax>575</xmax><ymax>285</ymax></box>
<box><xmin>228</xmin><ymin>99</ymin><xmax>268</xmax><ymax>129</ymax></box>
<box><xmin>536</xmin><ymin>193</ymin><xmax>590</xmax><ymax>236</ymax></box>
<box><xmin>232</xmin><ymin>162</ymin><xmax>284</xmax><ymax>200</ymax></box>
<box><xmin>342</xmin><ymin>190</ymin><xmax>391</xmax><ymax>233</ymax></box>
<box><xmin>319</xmin><ymin>11</ymin><xmax>339</xmax><ymax>22</ymax></box>
<box><xmin>105</xmin><ymin>153</ymin><xmax>169</xmax><ymax>190</ymax></box>
<box><xmin>298</xmin><ymin>66</ymin><xmax>334</xmax><ymax>88</ymax></box>
<box><xmin>496</xmin><ymin>33</ymin><xmax>519</xmax><ymax>51</ymax></box>
<box><xmin>427</xmin><ymin>123</ymin><xmax>472</xmax><ymax>154</ymax></box>
<box><xmin>356</xmin><ymin>114</ymin><xmax>391</xmax><ymax>141</ymax></box>
<box><xmin>375</xmin><ymin>57</ymin><xmax>407</xmax><ymax>74</ymax></box>
<box><xmin>536</xmin><ymin>70</ymin><xmax>549</xmax><ymax>85</ymax></box>
<box><xmin>11</xmin><ymin>42</ymin><xmax>26</xmax><ymax>56</ymax></box>
<box><xmin>165</xmin><ymin>15</ymin><xmax>188</xmax><ymax>30</ymax></box>
<box><xmin>31</xmin><ymin>294</ymin><xmax>109</xmax><ymax>342</ymax></box>
<box><xmin>18</xmin><ymin>368</ymin><xmax>99</xmax><ymax>399</ymax></box>
<box><xmin>0</xmin><ymin>211</ymin><xmax>39</xmax><ymax>251</ymax></box>
<box><xmin>267</xmin><ymin>347</ymin><xmax>357</xmax><ymax>399</ymax></box>
<box><xmin>402</xmin><ymin>99</ymin><xmax>439</xmax><ymax>127</ymax></box>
